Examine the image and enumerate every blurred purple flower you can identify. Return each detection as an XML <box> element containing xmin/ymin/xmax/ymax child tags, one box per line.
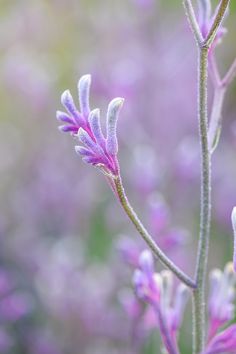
<box><xmin>57</xmin><ymin>75</ymin><xmax>124</xmax><ymax>176</ymax></box>
<box><xmin>133</xmin><ymin>250</ymin><xmax>189</xmax><ymax>353</ymax></box>
<box><xmin>0</xmin><ymin>329</ymin><xmax>13</xmax><ymax>352</ymax></box>
<box><xmin>133</xmin><ymin>250</ymin><xmax>160</xmax><ymax>304</ymax></box>
<box><xmin>204</xmin><ymin>324</ymin><xmax>236</xmax><ymax>354</ymax></box>
<box><xmin>0</xmin><ymin>292</ymin><xmax>32</xmax><ymax>322</ymax></box>
<box><xmin>208</xmin><ymin>263</ymin><xmax>235</xmax><ymax>341</ymax></box>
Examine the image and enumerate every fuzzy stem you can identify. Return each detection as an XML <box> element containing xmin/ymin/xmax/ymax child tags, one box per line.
<box><xmin>183</xmin><ymin>0</ymin><xmax>203</xmax><ymax>46</ymax></box>
<box><xmin>193</xmin><ymin>46</ymin><xmax>211</xmax><ymax>354</ymax></box>
<box><xmin>114</xmin><ymin>175</ymin><xmax>196</xmax><ymax>289</ymax></box>
<box><xmin>203</xmin><ymin>0</ymin><xmax>230</xmax><ymax>48</ymax></box>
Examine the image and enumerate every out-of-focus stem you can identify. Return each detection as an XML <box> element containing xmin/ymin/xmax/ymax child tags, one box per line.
<box><xmin>192</xmin><ymin>46</ymin><xmax>211</xmax><ymax>354</ymax></box>
<box><xmin>114</xmin><ymin>175</ymin><xmax>196</xmax><ymax>289</ymax></box>
<box><xmin>183</xmin><ymin>0</ymin><xmax>203</xmax><ymax>45</ymax></box>
<box><xmin>208</xmin><ymin>86</ymin><xmax>225</xmax><ymax>152</ymax></box>
<box><xmin>208</xmin><ymin>54</ymin><xmax>236</xmax><ymax>153</ymax></box>
<box><xmin>222</xmin><ymin>58</ymin><xmax>236</xmax><ymax>87</ymax></box>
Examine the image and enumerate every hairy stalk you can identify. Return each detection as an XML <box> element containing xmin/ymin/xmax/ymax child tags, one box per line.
<box><xmin>183</xmin><ymin>1</ymin><xmax>230</xmax><ymax>352</ymax></box>
<box><xmin>203</xmin><ymin>0</ymin><xmax>230</xmax><ymax>48</ymax></box>
<box><xmin>192</xmin><ymin>46</ymin><xmax>211</xmax><ymax>354</ymax></box>
<box><xmin>114</xmin><ymin>175</ymin><xmax>196</xmax><ymax>289</ymax></box>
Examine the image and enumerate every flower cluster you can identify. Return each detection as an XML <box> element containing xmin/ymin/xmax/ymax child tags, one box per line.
<box><xmin>57</xmin><ymin>75</ymin><xmax>124</xmax><ymax>176</ymax></box>
<box><xmin>133</xmin><ymin>250</ymin><xmax>189</xmax><ymax>354</ymax></box>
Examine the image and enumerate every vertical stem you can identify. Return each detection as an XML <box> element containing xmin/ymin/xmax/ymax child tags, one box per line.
<box><xmin>192</xmin><ymin>46</ymin><xmax>211</xmax><ymax>354</ymax></box>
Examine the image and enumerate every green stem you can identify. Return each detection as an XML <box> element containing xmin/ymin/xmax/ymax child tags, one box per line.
<box><xmin>114</xmin><ymin>175</ymin><xmax>196</xmax><ymax>289</ymax></box>
<box><xmin>192</xmin><ymin>46</ymin><xmax>211</xmax><ymax>354</ymax></box>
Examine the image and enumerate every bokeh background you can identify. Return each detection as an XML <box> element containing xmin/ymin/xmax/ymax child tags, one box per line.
<box><xmin>0</xmin><ymin>0</ymin><xmax>236</xmax><ymax>353</ymax></box>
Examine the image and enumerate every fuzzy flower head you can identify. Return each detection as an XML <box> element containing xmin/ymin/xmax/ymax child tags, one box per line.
<box><xmin>208</xmin><ymin>263</ymin><xmax>236</xmax><ymax>340</ymax></box>
<box><xmin>57</xmin><ymin>75</ymin><xmax>124</xmax><ymax>176</ymax></box>
<box><xmin>198</xmin><ymin>0</ymin><xmax>229</xmax><ymax>48</ymax></box>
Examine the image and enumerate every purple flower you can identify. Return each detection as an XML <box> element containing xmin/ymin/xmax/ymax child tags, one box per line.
<box><xmin>133</xmin><ymin>251</ymin><xmax>189</xmax><ymax>354</ymax></box>
<box><xmin>208</xmin><ymin>263</ymin><xmax>235</xmax><ymax>341</ymax></box>
<box><xmin>204</xmin><ymin>324</ymin><xmax>236</xmax><ymax>354</ymax></box>
<box><xmin>57</xmin><ymin>75</ymin><xmax>124</xmax><ymax>176</ymax></box>
<box><xmin>133</xmin><ymin>250</ymin><xmax>161</xmax><ymax>304</ymax></box>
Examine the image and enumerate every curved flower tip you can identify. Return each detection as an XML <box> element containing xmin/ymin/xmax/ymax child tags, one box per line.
<box><xmin>106</xmin><ymin>98</ymin><xmax>124</xmax><ymax>156</ymax></box>
<box><xmin>133</xmin><ymin>250</ymin><xmax>160</xmax><ymax>304</ymax></box>
<box><xmin>231</xmin><ymin>207</ymin><xmax>236</xmax><ymax>272</ymax></box>
<box><xmin>78</xmin><ymin>74</ymin><xmax>91</xmax><ymax>118</ymax></box>
<box><xmin>57</xmin><ymin>75</ymin><xmax>124</xmax><ymax>177</ymax></box>
<box><xmin>139</xmin><ymin>250</ymin><xmax>154</xmax><ymax>277</ymax></box>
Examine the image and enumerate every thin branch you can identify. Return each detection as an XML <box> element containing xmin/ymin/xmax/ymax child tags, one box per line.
<box><xmin>183</xmin><ymin>0</ymin><xmax>203</xmax><ymax>46</ymax></box>
<box><xmin>114</xmin><ymin>175</ymin><xmax>196</xmax><ymax>289</ymax></box>
<box><xmin>222</xmin><ymin>58</ymin><xmax>236</xmax><ymax>87</ymax></box>
<box><xmin>203</xmin><ymin>0</ymin><xmax>230</xmax><ymax>48</ymax></box>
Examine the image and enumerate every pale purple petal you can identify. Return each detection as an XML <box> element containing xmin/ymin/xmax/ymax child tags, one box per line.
<box><xmin>106</xmin><ymin>97</ymin><xmax>124</xmax><ymax>155</ymax></box>
<box><xmin>139</xmin><ymin>250</ymin><xmax>154</xmax><ymax>278</ymax></box>
<box><xmin>78</xmin><ymin>74</ymin><xmax>91</xmax><ymax>119</ymax></box>
<box><xmin>58</xmin><ymin>125</ymin><xmax>79</xmax><ymax>133</ymax></box>
<box><xmin>61</xmin><ymin>90</ymin><xmax>85</xmax><ymax>125</ymax></box>
<box><xmin>56</xmin><ymin>111</ymin><xmax>75</xmax><ymax>124</ymax></box>
<box><xmin>77</xmin><ymin>128</ymin><xmax>99</xmax><ymax>151</ymax></box>
<box><xmin>75</xmin><ymin>146</ymin><xmax>94</xmax><ymax>157</ymax></box>
<box><xmin>88</xmin><ymin>109</ymin><xmax>106</xmax><ymax>147</ymax></box>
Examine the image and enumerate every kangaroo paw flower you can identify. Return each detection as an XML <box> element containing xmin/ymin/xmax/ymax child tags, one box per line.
<box><xmin>56</xmin><ymin>75</ymin><xmax>124</xmax><ymax>176</ymax></box>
